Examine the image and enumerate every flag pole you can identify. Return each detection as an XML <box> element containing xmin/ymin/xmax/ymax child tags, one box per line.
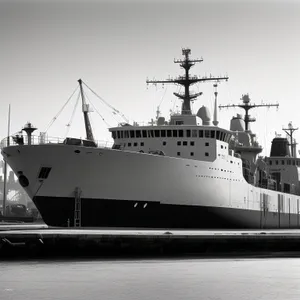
<box><xmin>2</xmin><ymin>104</ymin><xmax>11</xmax><ymax>217</ymax></box>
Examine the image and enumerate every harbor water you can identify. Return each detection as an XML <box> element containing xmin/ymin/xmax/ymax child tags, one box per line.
<box><xmin>1</xmin><ymin>257</ymin><xmax>300</xmax><ymax>300</ymax></box>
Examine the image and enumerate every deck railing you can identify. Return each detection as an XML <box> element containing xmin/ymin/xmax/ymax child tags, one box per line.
<box><xmin>0</xmin><ymin>135</ymin><xmax>113</xmax><ymax>149</ymax></box>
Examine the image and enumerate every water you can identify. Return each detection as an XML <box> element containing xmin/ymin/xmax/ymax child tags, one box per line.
<box><xmin>1</xmin><ymin>258</ymin><xmax>300</xmax><ymax>300</ymax></box>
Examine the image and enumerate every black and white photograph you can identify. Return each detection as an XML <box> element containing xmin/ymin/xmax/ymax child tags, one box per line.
<box><xmin>1</xmin><ymin>0</ymin><xmax>300</xmax><ymax>299</ymax></box>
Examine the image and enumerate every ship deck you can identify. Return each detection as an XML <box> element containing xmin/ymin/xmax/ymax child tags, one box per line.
<box><xmin>1</xmin><ymin>223</ymin><xmax>300</xmax><ymax>258</ymax></box>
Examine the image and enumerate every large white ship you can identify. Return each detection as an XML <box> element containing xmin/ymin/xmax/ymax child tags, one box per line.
<box><xmin>1</xmin><ymin>48</ymin><xmax>300</xmax><ymax>229</ymax></box>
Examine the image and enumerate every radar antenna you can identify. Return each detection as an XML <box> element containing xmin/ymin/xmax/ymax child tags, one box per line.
<box><xmin>219</xmin><ymin>94</ymin><xmax>279</xmax><ymax>131</ymax></box>
<box><xmin>146</xmin><ymin>48</ymin><xmax>228</xmax><ymax>115</ymax></box>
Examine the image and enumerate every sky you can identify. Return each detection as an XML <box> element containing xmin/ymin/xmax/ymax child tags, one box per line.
<box><xmin>1</xmin><ymin>0</ymin><xmax>300</xmax><ymax>157</ymax></box>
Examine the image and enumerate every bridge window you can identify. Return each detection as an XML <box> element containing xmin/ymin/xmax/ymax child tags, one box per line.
<box><xmin>199</xmin><ymin>130</ymin><xmax>203</xmax><ymax>138</ymax></box>
<box><xmin>117</xmin><ymin>131</ymin><xmax>120</xmax><ymax>139</ymax></box>
<box><xmin>179</xmin><ymin>130</ymin><xmax>184</xmax><ymax>137</ymax></box>
<box><xmin>192</xmin><ymin>130</ymin><xmax>197</xmax><ymax>137</ymax></box>
<box><xmin>288</xmin><ymin>160</ymin><xmax>291</xmax><ymax>165</ymax></box>
<box><xmin>282</xmin><ymin>160</ymin><xmax>285</xmax><ymax>165</ymax></box>
<box><xmin>112</xmin><ymin>132</ymin><xmax>116</xmax><ymax>139</ymax></box>
<box><xmin>167</xmin><ymin>130</ymin><xmax>172</xmax><ymax>137</ymax></box>
<box><xmin>293</xmin><ymin>160</ymin><xmax>296</xmax><ymax>165</ymax></box>
<box><xmin>155</xmin><ymin>130</ymin><xmax>160</xmax><ymax>138</ymax></box>
<box><xmin>186</xmin><ymin>130</ymin><xmax>191</xmax><ymax>137</ymax></box>
<box><xmin>125</xmin><ymin>131</ymin><xmax>129</xmax><ymax>138</ymax></box>
<box><xmin>226</xmin><ymin>134</ymin><xmax>231</xmax><ymax>143</ymax></box>
<box><xmin>120</xmin><ymin>131</ymin><xmax>124</xmax><ymax>138</ymax></box>
<box><xmin>269</xmin><ymin>160</ymin><xmax>272</xmax><ymax>165</ymax></box>
<box><xmin>211</xmin><ymin>131</ymin><xmax>215</xmax><ymax>139</ymax></box>
<box><xmin>130</xmin><ymin>130</ymin><xmax>135</xmax><ymax>138</ymax></box>
<box><xmin>222</xmin><ymin>132</ymin><xmax>226</xmax><ymax>141</ymax></box>
<box><xmin>136</xmin><ymin>130</ymin><xmax>141</xmax><ymax>138</ymax></box>
<box><xmin>276</xmin><ymin>160</ymin><xmax>279</xmax><ymax>165</ymax></box>
<box><xmin>161</xmin><ymin>130</ymin><xmax>166</xmax><ymax>137</ymax></box>
<box><xmin>219</xmin><ymin>132</ymin><xmax>224</xmax><ymax>141</ymax></box>
<box><xmin>173</xmin><ymin>130</ymin><xmax>178</xmax><ymax>137</ymax></box>
<box><xmin>148</xmin><ymin>130</ymin><xmax>154</xmax><ymax>137</ymax></box>
<box><xmin>205</xmin><ymin>130</ymin><xmax>210</xmax><ymax>138</ymax></box>
<box><xmin>142</xmin><ymin>130</ymin><xmax>147</xmax><ymax>138</ymax></box>
<box><xmin>176</xmin><ymin>120</ymin><xmax>184</xmax><ymax>125</ymax></box>
<box><xmin>216</xmin><ymin>131</ymin><xmax>220</xmax><ymax>140</ymax></box>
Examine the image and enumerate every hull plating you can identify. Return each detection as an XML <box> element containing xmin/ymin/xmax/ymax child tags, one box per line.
<box><xmin>34</xmin><ymin>196</ymin><xmax>300</xmax><ymax>229</ymax></box>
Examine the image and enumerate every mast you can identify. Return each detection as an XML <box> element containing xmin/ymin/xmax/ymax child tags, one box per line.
<box><xmin>78</xmin><ymin>79</ymin><xmax>95</xmax><ymax>141</ymax></box>
<box><xmin>146</xmin><ymin>48</ymin><xmax>228</xmax><ymax>115</ymax></box>
<box><xmin>213</xmin><ymin>83</ymin><xmax>219</xmax><ymax>126</ymax></box>
<box><xmin>219</xmin><ymin>94</ymin><xmax>279</xmax><ymax>131</ymax></box>
<box><xmin>2</xmin><ymin>104</ymin><xmax>11</xmax><ymax>217</ymax></box>
<box><xmin>283</xmin><ymin>122</ymin><xmax>298</xmax><ymax>158</ymax></box>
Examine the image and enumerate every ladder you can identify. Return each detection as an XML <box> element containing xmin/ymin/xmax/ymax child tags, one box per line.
<box><xmin>74</xmin><ymin>187</ymin><xmax>82</xmax><ymax>227</ymax></box>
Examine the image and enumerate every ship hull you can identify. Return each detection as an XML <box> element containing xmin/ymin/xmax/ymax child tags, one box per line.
<box><xmin>34</xmin><ymin>196</ymin><xmax>300</xmax><ymax>229</ymax></box>
<box><xmin>3</xmin><ymin>144</ymin><xmax>300</xmax><ymax>229</ymax></box>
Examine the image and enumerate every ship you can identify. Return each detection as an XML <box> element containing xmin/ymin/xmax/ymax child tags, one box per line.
<box><xmin>1</xmin><ymin>48</ymin><xmax>300</xmax><ymax>229</ymax></box>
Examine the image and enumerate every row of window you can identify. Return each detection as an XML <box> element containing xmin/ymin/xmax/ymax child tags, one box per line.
<box><xmin>269</xmin><ymin>160</ymin><xmax>300</xmax><ymax>166</ymax></box>
<box><xmin>128</xmin><ymin>142</ymin><xmax>144</xmax><ymax>147</ymax></box>
<box><xmin>112</xmin><ymin>129</ymin><xmax>231</xmax><ymax>142</ymax></box>
<box><xmin>124</xmin><ymin>141</ymin><xmax>228</xmax><ymax>148</ymax></box>
<box><xmin>177</xmin><ymin>152</ymin><xmax>209</xmax><ymax>157</ymax></box>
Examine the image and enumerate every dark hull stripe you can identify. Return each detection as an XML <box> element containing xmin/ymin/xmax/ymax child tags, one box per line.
<box><xmin>33</xmin><ymin>196</ymin><xmax>300</xmax><ymax>229</ymax></box>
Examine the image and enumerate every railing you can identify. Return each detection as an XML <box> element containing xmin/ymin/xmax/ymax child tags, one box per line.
<box><xmin>0</xmin><ymin>135</ymin><xmax>113</xmax><ymax>150</ymax></box>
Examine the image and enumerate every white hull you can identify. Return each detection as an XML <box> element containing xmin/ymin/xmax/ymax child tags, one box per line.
<box><xmin>3</xmin><ymin>144</ymin><xmax>300</xmax><ymax>228</ymax></box>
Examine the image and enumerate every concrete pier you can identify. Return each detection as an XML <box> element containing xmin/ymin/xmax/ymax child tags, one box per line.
<box><xmin>1</xmin><ymin>224</ymin><xmax>300</xmax><ymax>258</ymax></box>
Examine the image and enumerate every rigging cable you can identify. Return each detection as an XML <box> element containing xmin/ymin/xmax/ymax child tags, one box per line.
<box><xmin>83</xmin><ymin>89</ymin><xmax>111</xmax><ymax>128</ymax></box>
<box><xmin>172</xmin><ymin>85</ymin><xmax>181</xmax><ymax>113</ymax></box>
<box><xmin>64</xmin><ymin>90</ymin><xmax>81</xmax><ymax>137</ymax></box>
<box><xmin>157</xmin><ymin>85</ymin><xmax>168</xmax><ymax>112</ymax></box>
<box><xmin>44</xmin><ymin>85</ymin><xmax>79</xmax><ymax>133</ymax></box>
<box><xmin>82</xmin><ymin>81</ymin><xmax>129</xmax><ymax>124</ymax></box>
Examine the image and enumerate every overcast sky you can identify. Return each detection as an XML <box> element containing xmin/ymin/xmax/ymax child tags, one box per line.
<box><xmin>1</xmin><ymin>0</ymin><xmax>300</xmax><ymax>156</ymax></box>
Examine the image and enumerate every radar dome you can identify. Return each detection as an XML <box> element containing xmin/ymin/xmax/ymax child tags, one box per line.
<box><xmin>197</xmin><ymin>106</ymin><xmax>211</xmax><ymax>125</ymax></box>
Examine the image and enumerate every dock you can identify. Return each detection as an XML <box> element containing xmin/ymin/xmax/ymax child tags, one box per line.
<box><xmin>1</xmin><ymin>223</ymin><xmax>300</xmax><ymax>258</ymax></box>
